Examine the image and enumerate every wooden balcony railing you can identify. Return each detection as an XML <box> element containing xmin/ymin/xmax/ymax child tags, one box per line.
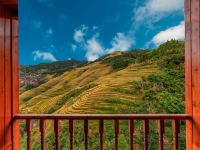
<box><xmin>14</xmin><ymin>114</ymin><xmax>192</xmax><ymax>150</ymax></box>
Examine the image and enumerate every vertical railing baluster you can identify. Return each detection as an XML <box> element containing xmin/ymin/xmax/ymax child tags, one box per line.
<box><xmin>54</xmin><ymin>119</ymin><xmax>59</xmax><ymax>150</ymax></box>
<box><xmin>158</xmin><ymin>120</ymin><xmax>164</xmax><ymax>150</ymax></box>
<box><xmin>173</xmin><ymin>120</ymin><xmax>180</xmax><ymax>150</ymax></box>
<box><xmin>114</xmin><ymin>120</ymin><xmax>119</xmax><ymax>150</ymax></box>
<box><xmin>129</xmin><ymin>120</ymin><xmax>134</xmax><ymax>150</ymax></box>
<box><xmin>40</xmin><ymin>119</ymin><xmax>45</xmax><ymax>150</ymax></box>
<box><xmin>69</xmin><ymin>119</ymin><xmax>74</xmax><ymax>150</ymax></box>
<box><xmin>26</xmin><ymin>119</ymin><xmax>32</xmax><ymax>150</ymax></box>
<box><xmin>99</xmin><ymin>120</ymin><xmax>104</xmax><ymax>150</ymax></box>
<box><xmin>84</xmin><ymin>119</ymin><xmax>88</xmax><ymax>150</ymax></box>
<box><xmin>144</xmin><ymin>120</ymin><xmax>149</xmax><ymax>150</ymax></box>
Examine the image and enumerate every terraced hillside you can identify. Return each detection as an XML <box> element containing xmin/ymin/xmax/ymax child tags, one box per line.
<box><xmin>20</xmin><ymin>40</ymin><xmax>184</xmax><ymax>115</ymax></box>
<box><xmin>19</xmin><ymin>40</ymin><xmax>186</xmax><ymax>150</ymax></box>
<box><xmin>20</xmin><ymin>57</ymin><xmax>158</xmax><ymax>114</ymax></box>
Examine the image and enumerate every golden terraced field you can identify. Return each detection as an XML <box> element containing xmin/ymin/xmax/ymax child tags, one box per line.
<box><xmin>20</xmin><ymin>57</ymin><xmax>159</xmax><ymax>114</ymax></box>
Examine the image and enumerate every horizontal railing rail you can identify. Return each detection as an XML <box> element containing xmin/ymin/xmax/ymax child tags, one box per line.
<box><xmin>14</xmin><ymin>114</ymin><xmax>192</xmax><ymax>120</ymax></box>
<box><xmin>14</xmin><ymin>114</ymin><xmax>192</xmax><ymax>150</ymax></box>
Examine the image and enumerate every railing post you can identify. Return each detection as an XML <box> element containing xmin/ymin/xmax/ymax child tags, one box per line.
<box><xmin>144</xmin><ymin>120</ymin><xmax>149</xmax><ymax>150</ymax></box>
<box><xmin>84</xmin><ymin>119</ymin><xmax>88</xmax><ymax>150</ymax></box>
<box><xmin>114</xmin><ymin>120</ymin><xmax>119</xmax><ymax>150</ymax></box>
<box><xmin>0</xmin><ymin>3</ymin><xmax>19</xmax><ymax>150</ymax></box>
<box><xmin>69</xmin><ymin>119</ymin><xmax>74</xmax><ymax>150</ymax></box>
<box><xmin>185</xmin><ymin>0</ymin><xmax>200</xmax><ymax>149</ymax></box>
<box><xmin>129</xmin><ymin>120</ymin><xmax>134</xmax><ymax>150</ymax></box>
<box><xmin>54</xmin><ymin>119</ymin><xmax>59</xmax><ymax>150</ymax></box>
<box><xmin>99</xmin><ymin>120</ymin><xmax>104</xmax><ymax>150</ymax></box>
<box><xmin>158</xmin><ymin>120</ymin><xmax>164</xmax><ymax>150</ymax></box>
<box><xmin>40</xmin><ymin>119</ymin><xmax>45</xmax><ymax>150</ymax></box>
<box><xmin>173</xmin><ymin>120</ymin><xmax>180</xmax><ymax>150</ymax></box>
<box><xmin>26</xmin><ymin>119</ymin><xmax>32</xmax><ymax>150</ymax></box>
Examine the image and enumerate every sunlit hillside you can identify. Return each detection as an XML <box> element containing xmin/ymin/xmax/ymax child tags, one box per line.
<box><xmin>20</xmin><ymin>40</ymin><xmax>184</xmax><ymax>115</ymax></box>
<box><xmin>20</xmin><ymin>51</ymin><xmax>159</xmax><ymax>114</ymax></box>
<box><xmin>19</xmin><ymin>40</ymin><xmax>185</xmax><ymax>150</ymax></box>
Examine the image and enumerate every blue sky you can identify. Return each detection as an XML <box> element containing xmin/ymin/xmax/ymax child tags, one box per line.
<box><xmin>19</xmin><ymin>0</ymin><xmax>184</xmax><ymax>65</ymax></box>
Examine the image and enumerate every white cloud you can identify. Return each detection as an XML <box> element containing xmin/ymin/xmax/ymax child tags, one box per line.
<box><xmin>133</xmin><ymin>0</ymin><xmax>184</xmax><ymax>27</ymax></box>
<box><xmin>33</xmin><ymin>50</ymin><xmax>57</xmax><ymax>62</ymax></box>
<box><xmin>151</xmin><ymin>21</ymin><xmax>185</xmax><ymax>46</ymax></box>
<box><xmin>107</xmin><ymin>33</ymin><xmax>134</xmax><ymax>53</ymax></box>
<box><xmin>71</xmin><ymin>44</ymin><xmax>77</xmax><ymax>51</ymax></box>
<box><xmin>32</xmin><ymin>20</ymin><xmax>42</xmax><ymax>29</ymax></box>
<box><xmin>73</xmin><ymin>25</ymin><xmax>88</xmax><ymax>43</ymax></box>
<box><xmin>72</xmin><ymin>26</ymin><xmax>134</xmax><ymax>61</ymax></box>
<box><xmin>85</xmin><ymin>36</ymin><xmax>105</xmax><ymax>61</ymax></box>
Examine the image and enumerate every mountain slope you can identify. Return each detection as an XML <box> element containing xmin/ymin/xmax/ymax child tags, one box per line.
<box><xmin>19</xmin><ymin>40</ymin><xmax>185</xmax><ymax>150</ymax></box>
<box><xmin>20</xmin><ymin>51</ymin><xmax>158</xmax><ymax>114</ymax></box>
<box><xmin>20</xmin><ymin>40</ymin><xmax>184</xmax><ymax>115</ymax></box>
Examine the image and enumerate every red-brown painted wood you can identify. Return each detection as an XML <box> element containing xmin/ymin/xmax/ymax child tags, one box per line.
<box><xmin>26</xmin><ymin>119</ymin><xmax>32</xmax><ymax>150</ymax></box>
<box><xmin>14</xmin><ymin>114</ymin><xmax>192</xmax><ymax>120</ymax></box>
<box><xmin>69</xmin><ymin>119</ymin><xmax>74</xmax><ymax>150</ymax></box>
<box><xmin>185</xmin><ymin>0</ymin><xmax>193</xmax><ymax>150</ymax></box>
<box><xmin>84</xmin><ymin>119</ymin><xmax>88</xmax><ymax>150</ymax></box>
<box><xmin>40</xmin><ymin>119</ymin><xmax>45</xmax><ymax>150</ymax></box>
<box><xmin>0</xmin><ymin>0</ymin><xmax>17</xmax><ymax>5</ymax></box>
<box><xmin>99</xmin><ymin>120</ymin><xmax>104</xmax><ymax>150</ymax></box>
<box><xmin>0</xmin><ymin>6</ymin><xmax>5</xmax><ymax>149</ymax></box>
<box><xmin>11</xmin><ymin>16</ymin><xmax>19</xmax><ymax>150</ymax></box>
<box><xmin>129</xmin><ymin>120</ymin><xmax>134</xmax><ymax>150</ymax></box>
<box><xmin>15</xmin><ymin>115</ymin><xmax>191</xmax><ymax>150</ymax></box>
<box><xmin>191</xmin><ymin>0</ymin><xmax>200</xmax><ymax>149</ymax></box>
<box><xmin>144</xmin><ymin>120</ymin><xmax>149</xmax><ymax>150</ymax></box>
<box><xmin>114</xmin><ymin>120</ymin><xmax>119</xmax><ymax>150</ymax></box>
<box><xmin>54</xmin><ymin>119</ymin><xmax>59</xmax><ymax>150</ymax></box>
<box><xmin>173</xmin><ymin>120</ymin><xmax>180</xmax><ymax>150</ymax></box>
<box><xmin>4</xmin><ymin>8</ymin><xmax>12</xmax><ymax>150</ymax></box>
<box><xmin>158</xmin><ymin>120</ymin><xmax>164</xmax><ymax>150</ymax></box>
<box><xmin>0</xmin><ymin>2</ymin><xmax>19</xmax><ymax>149</ymax></box>
<box><xmin>0</xmin><ymin>0</ymin><xmax>18</xmax><ymax>16</ymax></box>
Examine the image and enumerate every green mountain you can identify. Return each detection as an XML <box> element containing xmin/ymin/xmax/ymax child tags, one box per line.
<box><xmin>19</xmin><ymin>40</ymin><xmax>185</xmax><ymax>150</ymax></box>
<box><xmin>20</xmin><ymin>40</ymin><xmax>184</xmax><ymax>114</ymax></box>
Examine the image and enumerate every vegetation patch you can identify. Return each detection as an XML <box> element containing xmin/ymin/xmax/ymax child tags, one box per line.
<box><xmin>100</xmin><ymin>50</ymin><xmax>148</xmax><ymax>70</ymax></box>
<box><xmin>131</xmin><ymin>40</ymin><xmax>185</xmax><ymax>114</ymax></box>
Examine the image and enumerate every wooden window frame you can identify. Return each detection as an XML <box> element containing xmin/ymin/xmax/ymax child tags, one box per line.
<box><xmin>1</xmin><ymin>0</ymin><xmax>200</xmax><ymax>149</ymax></box>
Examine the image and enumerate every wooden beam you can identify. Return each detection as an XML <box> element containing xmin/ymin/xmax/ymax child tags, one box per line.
<box><xmin>191</xmin><ymin>0</ymin><xmax>200</xmax><ymax>149</ymax></box>
<box><xmin>0</xmin><ymin>0</ymin><xmax>18</xmax><ymax>5</ymax></box>
<box><xmin>0</xmin><ymin>5</ymin><xmax>6</xmax><ymax>149</ymax></box>
<box><xmin>185</xmin><ymin>0</ymin><xmax>193</xmax><ymax>150</ymax></box>
<box><xmin>186</xmin><ymin>0</ymin><xmax>200</xmax><ymax>149</ymax></box>
<box><xmin>11</xmin><ymin>16</ymin><xmax>19</xmax><ymax>150</ymax></box>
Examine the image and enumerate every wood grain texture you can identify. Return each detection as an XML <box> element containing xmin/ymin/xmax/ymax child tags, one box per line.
<box><xmin>191</xmin><ymin>0</ymin><xmax>200</xmax><ymax>149</ymax></box>
<box><xmin>4</xmin><ymin>7</ymin><xmax>12</xmax><ymax>150</ymax></box>
<box><xmin>11</xmin><ymin>16</ymin><xmax>19</xmax><ymax>150</ymax></box>
<box><xmin>0</xmin><ymin>5</ymin><xmax>5</xmax><ymax>149</ymax></box>
<box><xmin>185</xmin><ymin>0</ymin><xmax>193</xmax><ymax>149</ymax></box>
<box><xmin>0</xmin><ymin>0</ymin><xmax>17</xmax><ymax>5</ymax></box>
<box><xmin>0</xmin><ymin>5</ymin><xmax>18</xmax><ymax>150</ymax></box>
